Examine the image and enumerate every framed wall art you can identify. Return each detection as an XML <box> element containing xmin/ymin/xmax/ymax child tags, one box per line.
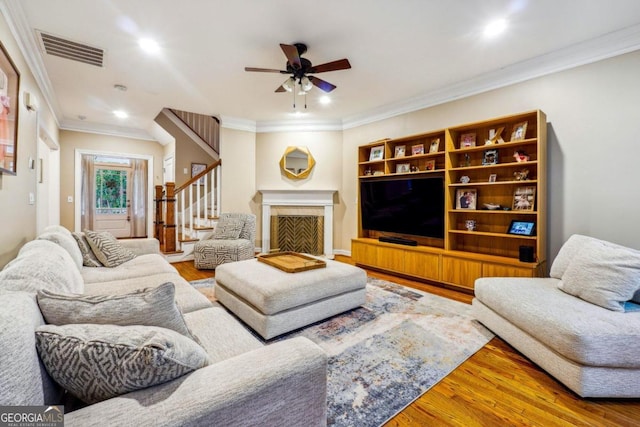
<box><xmin>191</xmin><ymin>162</ymin><xmax>206</xmax><ymax>184</ymax></box>
<box><xmin>0</xmin><ymin>42</ymin><xmax>20</xmax><ymax>175</ymax></box>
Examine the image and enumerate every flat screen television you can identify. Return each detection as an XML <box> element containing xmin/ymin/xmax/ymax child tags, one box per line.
<box><xmin>360</xmin><ymin>176</ymin><xmax>445</xmax><ymax>239</ymax></box>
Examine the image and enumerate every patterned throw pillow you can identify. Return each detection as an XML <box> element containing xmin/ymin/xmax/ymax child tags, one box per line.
<box><xmin>35</xmin><ymin>324</ymin><xmax>211</xmax><ymax>404</ymax></box>
<box><xmin>84</xmin><ymin>230</ymin><xmax>136</xmax><ymax>267</ymax></box>
<box><xmin>212</xmin><ymin>218</ymin><xmax>244</xmax><ymax>240</ymax></box>
<box><xmin>37</xmin><ymin>282</ymin><xmax>197</xmax><ymax>341</ymax></box>
<box><xmin>71</xmin><ymin>232</ymin><xmax>102</xmax><ymax>267</ymax></box>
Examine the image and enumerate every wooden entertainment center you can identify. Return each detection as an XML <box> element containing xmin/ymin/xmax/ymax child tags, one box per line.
<box><xmin>353</xmin><ymin>110</ymin><xmax>547</xmax><ymax>291</ymax></box>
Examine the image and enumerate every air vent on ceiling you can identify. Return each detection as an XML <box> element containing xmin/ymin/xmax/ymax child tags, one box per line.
<box><xmin>37</xmin><ymin>31</ymin><xmax>104</xmax><ymax>67</ymax></box>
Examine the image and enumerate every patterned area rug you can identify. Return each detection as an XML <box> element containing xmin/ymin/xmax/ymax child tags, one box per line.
<box><xmin>191</xmin><ymin>276</ymin><xmax>493</xmax><ymax>427</ymax></box>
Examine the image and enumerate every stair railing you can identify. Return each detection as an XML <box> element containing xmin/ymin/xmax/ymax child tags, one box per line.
<box><xmin>155</xmin><ymin>159</ymin><xmax>221</xmax><ymax>253</ymax></box>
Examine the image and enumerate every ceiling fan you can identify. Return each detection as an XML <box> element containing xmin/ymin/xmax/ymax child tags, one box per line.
<box><xmin>245</xmin><ymin>43</ymin><xmax>351</xmax><ymax>95</ymax></box>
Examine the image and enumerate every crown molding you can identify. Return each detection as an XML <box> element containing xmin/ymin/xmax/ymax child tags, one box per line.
<box><xmin>0</xmin><ymin>0</ymin><xmax>62</xmax><ymax>125</ymax></box>
<box><xmin>60</xmin><ymin>119</ymin><xmax>155</xmax><ymax>141</ymax></box>
<box><xmin>219</xmin><ymin>115</ymin><xmax>256</xmax><ymax>132</ymax></box>
<box><xmin>255</xmin><ymin>119</ymin><xmax>343</xmax><ymax>133</ymax></box>
<box><xmin>342</xmin><ymin>23</ymin><xmax>640</xmax><ymax>129</ymax></box>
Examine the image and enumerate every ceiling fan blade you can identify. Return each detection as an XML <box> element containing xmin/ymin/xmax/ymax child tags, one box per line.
<box><xmin>245</xmin><ymin>67</ymin><xmax>287</xmax><ymax>73</ymax></box>
<box><xmin>308</xmin><ymin>58</ymin><xmax>351</xmax><ymax>73</ymax></box>
<box><xmin>275</xmin><ymin>85</ymin><xmax>287</xmax><ymax>93</ymax></box>
<box><xmin>309</xmin><ymin>76</ymin><xmax>336</xmax><ymax>92</ymax></box>
<box><xmin>280</xmin><ymin>44</ymin><xmax>301</xmax><ymax>69</ymax></box>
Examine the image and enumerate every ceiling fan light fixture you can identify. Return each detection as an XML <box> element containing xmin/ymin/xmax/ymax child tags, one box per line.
<box><xmin>282</xmin><ymin>77</ymin><xmax>295</xmax><ymax>92</ymax></box>
<box><xmin>300</xmin><ymin>76</ymin><xmax>313</xmax><ymax>92</ymax></box>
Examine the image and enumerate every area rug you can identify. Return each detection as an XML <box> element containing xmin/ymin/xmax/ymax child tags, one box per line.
<box><xmin>191</xmin><ymin>276</ymin><xmax>493</xmax><ymax>427</ymax></box>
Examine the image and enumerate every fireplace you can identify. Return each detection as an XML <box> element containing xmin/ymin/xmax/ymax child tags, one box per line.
<box><xmin>259</xmin><ymin>190</ymin><xmax>336</xmax><ymax>258</ymax></box>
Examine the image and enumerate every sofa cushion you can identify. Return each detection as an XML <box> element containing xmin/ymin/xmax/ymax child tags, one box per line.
<box><xmin>183</xmin><ymin>305</ymin><xmax>263</xmax><ymax>363</ymax></box>
<box><xmin>82</xmin><ymin>272</ymin><xmax>212</xmax><ymax>314</ymax></box>
<box><xmin>72</xmin><ymin>232</ymin><xmax>102</xmax><ymax>267</ymax></box>
<box><xmin>84</xmin><ymin>230</ymin><xmax>136</xmax><ymax>267</ymax></box>
<box><xmin>474</xmin><ymin>277</ymin><xmax>640</xmax><ymax>367</ymax></box>
<box><xmin>80</xmin><ymin>253</ymin><xmax>176</xmax><ymax>284</ymax></box>
<box><xmin>38</xmin><ymin>231</ymin><xmax>83</xmax><ymax>270</ymax></box>
<box><xmin>0</xmin><ymin>291</ymin><xmax>62</xmax><ymax>405</ymax></box>
<box><xmin>212</xmin><ymin>217</ymin><xmax>244</xmax><ymax>240</ymax></box>
<box><xmin>35</xmin><ymin>324</ymin><xmax>211</xmax><ymax>404</ymax></box>
<box><xmin>0</xmin><ymin>240</ymin><xmax>83</xmax><ymax>294</ymax></box>
<box><xmin>37</xmin><ymin>282</ymin><xmax>196</xmax><ymax>340</ymax></box>
<box><xmin>558</xmin><ymin>240</ymin><xmax>640</xmax><ymax>311</ymax></box>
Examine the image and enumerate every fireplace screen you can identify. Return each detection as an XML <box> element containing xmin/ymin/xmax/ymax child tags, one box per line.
<box><xmin>271</xmin><ymin>215</ymin><xmax>324</xmax><ymax>255</ymax></box>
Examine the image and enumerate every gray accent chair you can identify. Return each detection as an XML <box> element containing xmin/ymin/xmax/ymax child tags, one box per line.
<box><xmin>194</xmin><ymin>213</ymin><xmax>256</xmax><ymax>270</ymax></box>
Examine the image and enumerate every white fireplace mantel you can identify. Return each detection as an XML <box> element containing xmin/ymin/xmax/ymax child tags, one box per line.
<box><xmin>259</xmin><ymin>190</ymin><xmax>336</xmax><ymax>258</ymax></box>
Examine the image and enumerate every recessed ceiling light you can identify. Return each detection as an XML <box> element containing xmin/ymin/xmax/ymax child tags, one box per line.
<box><xmin>138</xmin><ymin>38</ymin><xmax>160</xmax><ymax>54</ymax></box>
<box><xmin>484</xmin><ymin>18</ymin><xmax>508</xmax><ymax>38</ymax></box>
<box><xmin>319</xmin><ymin>95</ymin><xmax>331</xmax><ymax>105</ymax></box>
<box><xmin>113</xmin><ymin>110</ymin><xmax>128</xmax><ymax>119</ymax></box>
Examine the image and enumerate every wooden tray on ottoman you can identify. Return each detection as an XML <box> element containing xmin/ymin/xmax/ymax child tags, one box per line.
<box><xmin>257</xmin><ymin>252</ymin><xmax>326</xmax><ymax>273</ymax></box>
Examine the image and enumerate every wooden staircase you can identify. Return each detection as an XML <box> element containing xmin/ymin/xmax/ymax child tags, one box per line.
<box><xmin>155</xmin><ymin>160</ymin><xmax>221</xmax><ymax>256</ymax></box>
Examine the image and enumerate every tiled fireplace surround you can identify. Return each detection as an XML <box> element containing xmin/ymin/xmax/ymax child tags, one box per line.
<box><xmin>259</xmin><ymin>190</ymin><xmax>336</xmax><ymax>259</ymax></box>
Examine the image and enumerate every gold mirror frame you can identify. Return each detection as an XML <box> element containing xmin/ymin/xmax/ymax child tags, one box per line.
<box><xmin>280</xmin><ymin>146</ymin><xmax>316</xmax><ymax>179</ymax></box>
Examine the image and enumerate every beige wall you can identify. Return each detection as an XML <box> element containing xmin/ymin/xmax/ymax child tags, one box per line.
<box><xmin>220</xmin><ymin>127</ymin><xmax>257</xmax><ymax>222</ymax></box>
<box><xmin>255</xmin><ymin>130</ymin><xmax>343</xmax><ymax>247</ymax></box>
<box><xmin>58</xmin><ymin>130</ymin><xmax>165</xmax><ymax>231</ymax></box>
<box><xmin>343</xmin><ymin>50</ymin><xmax>640</xmax><ymax>261</ymax></box>
<box><xmin>0</xmin><ymin>16</ymin><xmax>59</xmax><ymax>267</ymax></box>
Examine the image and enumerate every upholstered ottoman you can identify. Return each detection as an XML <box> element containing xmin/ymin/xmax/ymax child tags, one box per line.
<box><xmin>215</xmin><ymin>258</ymin><xmax>367</xmax><ymax>339</ymax></box>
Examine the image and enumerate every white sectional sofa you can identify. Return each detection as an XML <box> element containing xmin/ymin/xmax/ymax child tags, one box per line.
<box><xmin>473</xmin><ymin>234</ymin><xmax>640</xmax><ymax>398</ymax></box>
<box><xmin>0</xmin><ymin>226</ymin><xmax>328</xmax><ymax>426</ymax></box>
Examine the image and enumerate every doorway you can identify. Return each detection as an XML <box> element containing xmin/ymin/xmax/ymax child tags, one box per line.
<box><xmin>76</xmin><ymin>152</ymin><xmax>151</xmax><ymax>238</ymax></box>
<box><xmin>93</xmin><ymin>164</ymin><xmax>132</xmax><ymax>237</ymax></box>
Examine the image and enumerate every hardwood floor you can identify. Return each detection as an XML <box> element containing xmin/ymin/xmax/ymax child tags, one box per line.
<box><xmin>174</xmin><ymin>257</ymin><xmax>640</xmax><ymax>426</ymax></box>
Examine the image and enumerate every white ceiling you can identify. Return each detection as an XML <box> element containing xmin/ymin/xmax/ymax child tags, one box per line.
<box><xmin>3</xmin><ymin>0</ymin><xmax>640</xmax><ymax>137</ymax></box>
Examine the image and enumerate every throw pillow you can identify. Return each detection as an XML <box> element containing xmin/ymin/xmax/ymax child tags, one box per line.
<box><xmin>558</xmin><ymin>240</ymin><xmax>640</xmax><ymax>311</ymax></box>
<box><xmin>37</xmin><ymin>282</ymin><xmax>197</xmax><ymax>341</ymax></box>
<box><xmin>35</xmin><ymin>324</ymin><xmax>211</xmax><ymax>404</ymax></box>
<box><xmin>71</xmin><ymin>232</ymin><xmax>102</xmax><ymax>267</ymax></box>
<box><xmin>84</xmin><ymin>230</ymin><xmax>136</xmax><ymax>267</ymax></box>
<box><xmin>212</xmin><ymin>217</ymin><xmax>244</xmax><ymax>240</ymax></box>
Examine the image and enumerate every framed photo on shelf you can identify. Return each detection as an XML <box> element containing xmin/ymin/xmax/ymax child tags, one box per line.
<box><xmin>512</xmin><ymin>186</ymin><xmax>536</xmax><ymax>211</ymax></box>
<box><xmin>455</xmin><ymin>188</ymin><xmax>477</xmax><ymax>210</ymax></box>
<box><xmin>396</xmin><ymin>163</ymin><xmax>410</xmax><ymax>173</ymax></box>
<box><xmin>369</xmin><ymin>145</ymin><xmax>384</xmax><ymax>161</ymax></box>
<box><xmin>482</xmin><ymin>149</ymin><xmax>499</xmax><ymax>165</ymax></box>
<box><xmin>488</xmin><ymin>173</ymin><xmax>497</xmax><ymax>183</ymax></box>
<box><xmin>429</xmin><ymin>138</ymin><xmax>440</xmax><ymax>153</ymax></box>
<box><xmin>460</xmin><ymin>133</ymin><xmax>476</xmax><ymax>148</ymax></box>
<box><xmin>507</xmin><ymin>220</ymin><xmax>536</xmax><ymax>236</ymax></box>
<box><xmin>394</xmin><ymin>145</ymin><xmax>406</xmax><ymax>158</ymax></box>
<box><xmin>411</xmin><ymin>144</ymin><xmax>424</xmax><ymax>155</ymax></box>
<box><xmin>424</xmin><ymin>160</ymin><xmax>436</xmax><ymax>171</ymax></box>
<box><xmin>510</xmin><ymin>121</ymin><xmax>528</xmax><ymax>141</ymax></box>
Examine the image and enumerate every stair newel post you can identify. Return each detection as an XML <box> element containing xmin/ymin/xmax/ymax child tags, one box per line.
<box><xmin>164</xmin><ymin>182</ymin><xmax>177</xmax><ymax>252</ymax></box>
<box><xmin>154</xmin><ymin>185</ymin><xmax>165</xmax><ymax>245</ymax></box>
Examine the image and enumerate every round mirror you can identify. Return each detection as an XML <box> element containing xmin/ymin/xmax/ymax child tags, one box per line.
<box><xmin>280</xmin><ymin>146</ymin><xmax>315</xmax><ymax>179</ymax></box>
